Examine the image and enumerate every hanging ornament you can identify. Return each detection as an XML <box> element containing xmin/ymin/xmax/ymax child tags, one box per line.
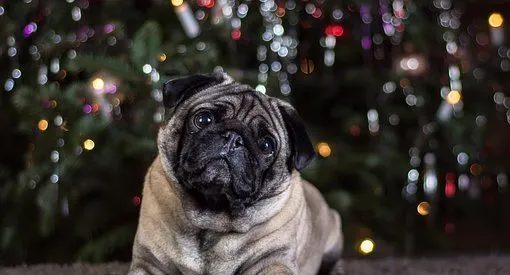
<box><xmin>172</xmin><ymin>0</ymin><xmax>200</xmax><ymax>38</ymax></box>
<box><xmin>434</xmin><ymin>1</ymin><xmax>464</xmax><ymax>123</ymax></box>
<box><xmin>256</xmin><ymin>0</ymin><xmax>296</xmax><ymax>96</ymax></box>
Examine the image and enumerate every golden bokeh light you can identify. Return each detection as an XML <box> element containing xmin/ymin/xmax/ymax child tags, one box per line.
<box><xmin>159</xmin><ymin>53</ymin><xmax>167</xmax><ymax>62</ymax></box>
<box><xmin>171</xmin><ymin>0</ymin><xmax>184</xmax><ymax>7</ymax></box>
<box><xmin>83</xmin><ymin>139</ymin><xmax>95</xmax><ymax>151</ymax></box>
<box><xmin>359</xmin><ymin>238</ymin><xmax>375</xmax><ymax>255</ymax></box>
<box><xmin>446</xmin><ymin>90</ymin><xmax>461</xmax><ymax>105</ymax></box>
<box><xmin>92</xmin><ymin>78</ymin><xmax>105</xmax><ymax>90</ymax></box>
<box><xmin>316</xmin><ymin>142</ymin><xmax>331</xmax><ymax>158</ymax></box>
<box><xmin>300</xmin><ymin>58</ymin><xmax>315</xmax><ymax>74</ymax></box>
<box><xmin>488</xmin><ymin>13</ymin><xmax>504</xmax><ymax>28</ymax></box>
<box><xmin>417</xmin><ymin>201</ymin><xmax>431</xmax><ymax>216</ymax></box>
<box><xmin>38</xmin><ymin>119</ymin><xmax>49</xmax><ymax>131</ymax></box>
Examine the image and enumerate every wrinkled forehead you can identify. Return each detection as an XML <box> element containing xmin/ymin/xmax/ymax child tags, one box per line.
<box><xmin>182</xmin><ymin>88</ymin><xmax>278</xmax><ymax>127</ymax></box>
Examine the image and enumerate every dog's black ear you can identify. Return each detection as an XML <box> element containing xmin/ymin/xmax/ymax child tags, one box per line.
<box><xmin>162</xmin><ymin>73</ymin><xmax>222</xmax><ymax>108</ymax></box>
<box><xmin>278</xmin><ymin>105</ymin><xmax>316</xmax><ymax>171</ymax></box>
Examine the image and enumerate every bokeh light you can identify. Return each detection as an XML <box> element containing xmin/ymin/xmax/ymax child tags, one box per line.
<box><xmin>447</xmin><ymin>90</ymin><xmax>461</xmax><ymax>104</ymax></box>
<box><xmin>171</xmin><ymin>0</ymin><xmax>184</xmax><ymax>7</ymax></box>
<box><xmin>488</xmin><ymin>13</ymin><xmax>504</xmax><ymax>28</ymax></box>
<box><xmin>316</xmin><ymin>142</ymin><xmax>331</xmax><ymax>158</ymax></box>
<box><xmin>38</xmin><ymin>119</ymin><xmax>49</xmax><ymax>131</ymax></box>
<box><xmin>133</xmin><ymin>196</ymin><xmax>141</xmax><ymax>206</ymax></box>
<box><xmin>83</xmin><ymin>139</ymin><xmax>95</xmax><ymax>151</ymax></box>
<box><xmin>92</xmin><ymin>77</ymin><xmax>105</xmax><ymax>90</ymax></box>
<box><xmin>359</xmin><ymin>238</ymin><xmax>375</xmax><ymax>255</ymax></box>
<box><xmin>417</xmin><ymin>201</ymin><xmax>431</xmax><ymax>216</ymax></box>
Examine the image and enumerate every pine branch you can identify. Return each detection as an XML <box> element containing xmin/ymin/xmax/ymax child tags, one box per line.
<box><xmin>66</xmin><ymin>54</ymin><xmax>141</xmax><ymax>81</ymax></box>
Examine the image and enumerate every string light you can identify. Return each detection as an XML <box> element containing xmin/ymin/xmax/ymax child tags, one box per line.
<box><xmin>38</xmin><ymin>119</ymin><xmax>49</xmax><ymax>131</ymax></box>
<box><xmin>83</xmin><ymin>139</ymin><xmax>95</xmax><ymax>150</ymax></box>
<box><xmin>359</xmin><ymin>238</ymin><xmax>375</xmax><ymax>254</ymax></box>
<box><xmin>158</xmin><ymin>53</ymin><xmax>167</xmax><ymax>62</ymax></box>
<box><xmin>316</xmin><ymin>142</ymin><xmax>331</xmax><ymax>158</ymax></box>
<box><xmin>423</xmin><ymin>153</ymin><xmax>438</xmax><ymax>198</ymax></box>
<box><xmin>255</xmin><ymin>84</ymin><xmax>266</xmax><ymax>94</ymax></box>
<box><xmin>488</xmin><ymin>13</ymin><xmax>504</xmax><ymax>28</ymax></box>
<box><xmin>417</xmin><ymin>201</ymin><xmax>431</xmax><ymax>216</ymax></box>
<box><xmin>445</xmin><ymin>173</ymin><xmax>456</xmax><ymax>198</ymax></box>
<box><xmin>92</xmin><ymin>78</ymin><xmax>105</xmax><ymax>90</ymax></box>
<box><xmin>367</xmin><ymin>109</ymin><xmax>380</xmax><ymax>135</ymax></box>
<box><xmin>446</xmin><ymin>90</ymin><xmax>461</xmax><ymax>104</ymax></box>
<box><xmin>142</xmin><ymin>64</ymin><xmax>152</xmax><ymax>74</ymax></box>
<box><xmin>171</xmin><ymin>0</ymin><xmax>183</xmax><ymax>7</ymax></box>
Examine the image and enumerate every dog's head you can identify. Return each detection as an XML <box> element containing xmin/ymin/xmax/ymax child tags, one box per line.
<box><xmin>157</xmin><ymin>72</ymin><xmax>315</xmax><ymax>232</ymax></box>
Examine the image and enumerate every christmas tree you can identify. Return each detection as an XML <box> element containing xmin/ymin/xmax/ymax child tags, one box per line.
<box><xmin>1</xmin><ymin>0</ymin><xmax>510</xmax><ymax>265</ymax></box>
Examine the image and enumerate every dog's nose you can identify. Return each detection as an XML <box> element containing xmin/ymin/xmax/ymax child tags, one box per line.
<box><xmin>221</xmin><ymin>131</ymin><xmax>244</xmax><ymax>152</ymax></box>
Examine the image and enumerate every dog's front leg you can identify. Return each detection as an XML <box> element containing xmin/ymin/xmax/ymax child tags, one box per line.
<box><xmin>127</xmin><ymin>260</ymin><xmax>169</xmax><ymax>275</ymax></box>
<box><xmin>128</xmin><ymin>255</ymin><xmax>183</xmax><ymax>275</ymax></box>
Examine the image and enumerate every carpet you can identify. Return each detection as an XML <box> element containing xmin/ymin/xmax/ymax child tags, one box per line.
<box><xmin>1</xmin><ymin>255</ymin><xmax>509</xmax><ymax>275</ymax></box>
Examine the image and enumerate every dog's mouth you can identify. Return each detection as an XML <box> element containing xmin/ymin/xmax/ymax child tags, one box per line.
<box><xmin>184</xmin><ymin>158</ymin><xmax>231</xmax><ymax>191</ymax></box>
<box><xmin>178</xmin><ymin>155</ymin><xmax>262</xmax><ymax>215</ymax></box>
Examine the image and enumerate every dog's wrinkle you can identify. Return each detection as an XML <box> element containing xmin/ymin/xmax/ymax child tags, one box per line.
<box><xmin>197</xmin><ymin>230</ymin><xmax>221</xmax><ymax>252</ymax></box>
<box><xmin>236</xmin><ymin>246</ymin><xmax>290</xmax><ymax>275</ymax></box>
<box><xmin>174</xmin><ymin>109</ymin><xmax>285</xmax><ymax>217</ymax></box>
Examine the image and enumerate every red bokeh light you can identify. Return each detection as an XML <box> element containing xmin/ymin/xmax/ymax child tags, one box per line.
<box><xmin>198</xmin><ymin>0</ymin><xmax>215</xmax><ymax>8</ymax></box>
<box><xmin>445</xmin><ymin>181</ymin><xmax>456</xmax><ymax>198</ymax></box>
<box><xmin>312</xmin><ymin>9</ymin><xmax>322</xmax><ymax>18</ymax></box>
<box><xmin>332</xmin><ymin>25</ymin><xmax>344</xmax><ymax>37</ymax></box>
<box><xmin>231</xmin><ymin>29</ymin><xmax>241</xmax><ymax>40</ymax></box>
<box><xmin>133</xmin><ymin>196</ymin><xmax>141</xmax><ymax>206</ymax></box>
<box><xmin>325</xmin><ymin>25</ymin><xmax>344</xmax><ymax>37</ymax></box>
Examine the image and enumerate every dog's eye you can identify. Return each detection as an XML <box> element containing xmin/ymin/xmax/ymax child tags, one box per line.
<box><xmin>258</xmin><ymin>136</ymin><xmax>275</xmax><ymax>155</ymax></box>
<box><xmin>194</xmin><ymin>111</ymin><xmax>215</xmax><ymax>128</ymax></box>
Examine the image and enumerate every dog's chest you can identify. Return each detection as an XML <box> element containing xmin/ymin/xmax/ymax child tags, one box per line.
<box><xmin>177</xmin><ymin>230</ymin><xmax>246</xmax><ymax>275</ymax></box>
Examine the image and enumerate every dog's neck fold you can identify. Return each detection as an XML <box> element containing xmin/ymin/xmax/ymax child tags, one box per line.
<box><xmin>144</xmin><ymin>156</ymin><xmax>304</xmax><ymax>233</ymax></box>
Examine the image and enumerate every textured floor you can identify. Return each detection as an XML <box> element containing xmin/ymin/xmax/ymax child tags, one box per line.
<box><xmin>1</xmin><ymin>255</ymin><xmax>509</xmax><ymax>275</ymax></box>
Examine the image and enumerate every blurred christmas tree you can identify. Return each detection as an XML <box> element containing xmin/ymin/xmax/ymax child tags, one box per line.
<box><xmin>1</xmin><ymin>0</ymin><xmax>510</xmax><ymax>265</ymax></box>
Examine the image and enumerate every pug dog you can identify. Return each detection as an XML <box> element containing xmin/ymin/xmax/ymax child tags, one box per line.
<box><xmin>128</xmin><ymin>72</ymin><xmax>344</xmax><ymax>275</ymax></box>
